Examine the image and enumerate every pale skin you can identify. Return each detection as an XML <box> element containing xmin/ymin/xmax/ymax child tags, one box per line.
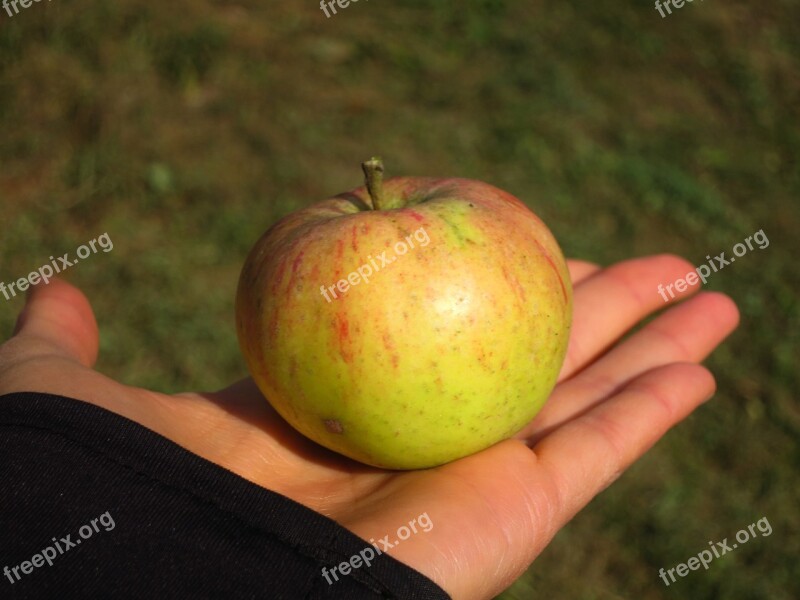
<box><xmin>0</xmin><ymin>254</ymin><xmax>739</xmax><ymax>599</ymax></box>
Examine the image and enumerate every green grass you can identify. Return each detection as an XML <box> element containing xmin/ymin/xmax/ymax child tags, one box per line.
<box><xmin>1</xmin><ymin>1</ymin><xmax>798</xmax><ymax>598</ymax></box>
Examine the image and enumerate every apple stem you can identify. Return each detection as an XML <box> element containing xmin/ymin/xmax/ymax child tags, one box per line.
<box><xmin>362</xmin><ymin>157</ymin><xmax>386</xmax><ymax>211</ymax></box>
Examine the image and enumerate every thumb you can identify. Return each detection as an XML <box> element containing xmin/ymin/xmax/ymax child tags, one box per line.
<box><xmin>10</xmin><ymin>277</ymin><xmax>99</xmax><ymax>368</ymax></box>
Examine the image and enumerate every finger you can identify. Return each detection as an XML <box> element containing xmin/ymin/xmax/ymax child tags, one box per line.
<box><xmin>566</xmin><ymin>260</ymin><xmax>601</xmax><ymax>285</ymax></box>
<box><xmin>4</xmin><ymin>278</ymin><xmax>99</xmax><ymax>368</ymax></box>
<box><xmin>532</xmin><ymin>363</ymin><xmax>716</xmax><ymax>519</ymax></box>
<box><xmin>559</xmin><ymin>254</ymin><xmax>700</xmax><ymax>381</ymax></box>
<box><xmin>520</xmin><ymin>292</ymin><xmax>738</xmax><ymax>441</ymax></box>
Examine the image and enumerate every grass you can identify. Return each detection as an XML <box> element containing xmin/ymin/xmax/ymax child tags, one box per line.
<box><xmin>1</xmin><ymin>1</ymin><xmax>798</xmax><ymax>598</ymax></box>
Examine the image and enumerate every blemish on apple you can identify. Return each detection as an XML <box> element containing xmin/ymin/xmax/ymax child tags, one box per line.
<box><xmin>324</xmin><ymin>419</ymin><xmax>344</xmax><ymax>434</ymax></box>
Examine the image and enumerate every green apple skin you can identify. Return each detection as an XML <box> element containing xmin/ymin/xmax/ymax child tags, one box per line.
<box><xmin>236</xmin><ymin>176</ymin><xmax>572</xmax><ymax>470</ymax></box>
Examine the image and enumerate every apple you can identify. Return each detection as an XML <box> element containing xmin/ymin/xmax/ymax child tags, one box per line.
<box><xmin>235</xmin><ymin>159</ymin><xmax>572</xmax><ymax>469</ymax></box>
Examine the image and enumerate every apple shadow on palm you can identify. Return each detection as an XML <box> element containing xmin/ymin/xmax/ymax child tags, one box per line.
<box><xmin>204</xmin><ymin>376</ymin><xmax>385</xmax><ymax>475</ymax></box>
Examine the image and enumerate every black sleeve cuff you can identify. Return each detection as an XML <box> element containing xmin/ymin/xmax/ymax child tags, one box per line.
<box><xmin>0</xmin><ymin>392</ymin><xmax>450</xmax><ymax>600</ymax></box>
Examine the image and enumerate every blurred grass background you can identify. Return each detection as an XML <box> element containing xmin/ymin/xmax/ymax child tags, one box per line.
<box><xmin>1</xmin><ymin>0</ymin><xmax>798</xmax><ymax>598</ymax></box>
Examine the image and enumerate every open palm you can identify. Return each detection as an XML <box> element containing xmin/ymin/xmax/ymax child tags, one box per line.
<box><xmin>0</xmin><ymin>254</ymin><xmax>738</xmax><ymax>600</ymax></box>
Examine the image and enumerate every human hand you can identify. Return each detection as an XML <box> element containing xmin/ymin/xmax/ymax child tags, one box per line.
<box><xmin>0</xmin><ymin>254</ymin><xmax>739</xmax><ymax>599</ymax></box>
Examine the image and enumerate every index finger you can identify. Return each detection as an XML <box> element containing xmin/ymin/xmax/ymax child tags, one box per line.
<box><xmin>559</xmin><ymin>254</ymin><xmax>701</xmax><ymax>381</ymax></box>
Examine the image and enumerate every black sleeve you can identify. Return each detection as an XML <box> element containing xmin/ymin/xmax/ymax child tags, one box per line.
<box><xmin>0</xmin><ymin>392</ymin><xmax>450</xmax><ymax>600</ymax></box>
